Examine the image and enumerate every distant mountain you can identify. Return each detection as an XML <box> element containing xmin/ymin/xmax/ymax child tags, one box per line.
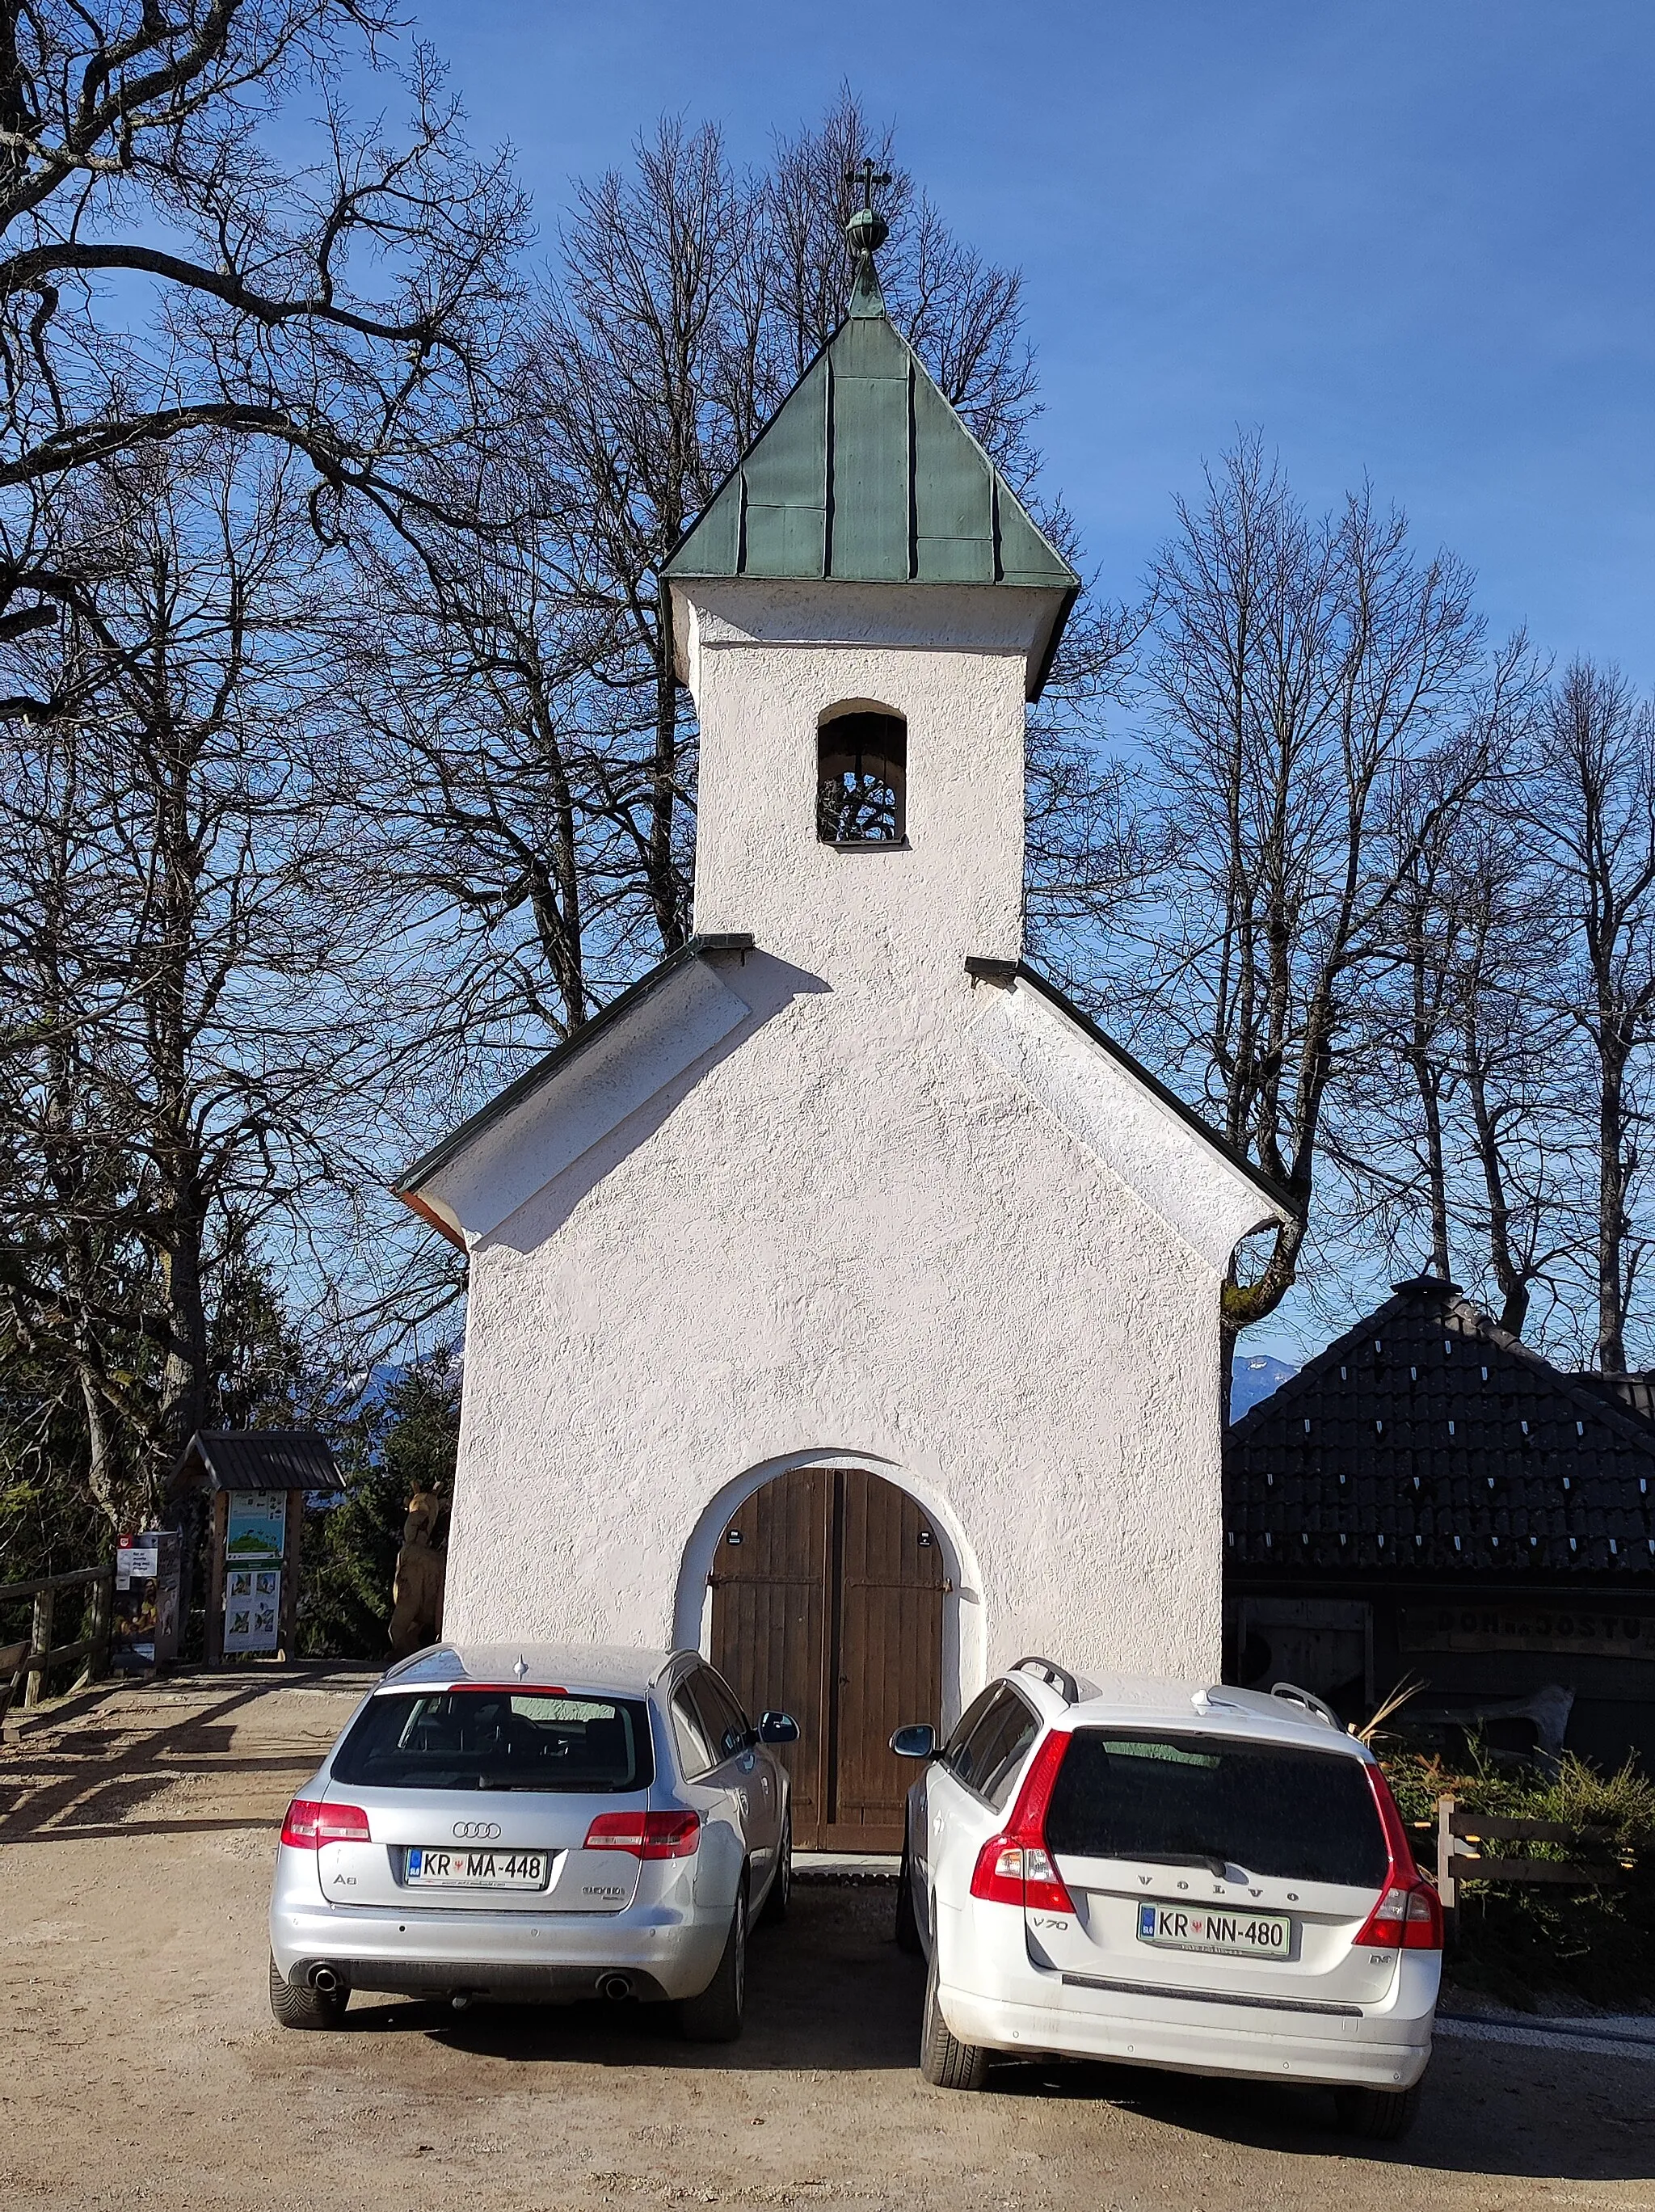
<box><xmin>1230</xmin><ymin>1354</ymin><xmax>1299</xmax><ymax>1422</ymax></box>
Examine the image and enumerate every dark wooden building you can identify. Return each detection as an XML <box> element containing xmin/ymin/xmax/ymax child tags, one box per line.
<box><xmin>1224</xmin><ymin>1277</ymin><xmax>1655</xmax><ymax>1771</ymax></box>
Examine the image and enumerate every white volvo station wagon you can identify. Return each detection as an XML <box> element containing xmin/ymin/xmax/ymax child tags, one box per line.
<box><xmin>891</xmin><ymin>1661</ymin><xmax>1442</xmax><ymax>2138</ymax></box>
<box><xmin>268</xmin><ymin>1644</ymin><xmax>798</xmax><ymax>2041</ymax></box>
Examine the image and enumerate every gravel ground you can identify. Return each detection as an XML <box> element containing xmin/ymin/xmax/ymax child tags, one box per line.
<box><xmin>2</xmin><ymin>1670</ymin><xmax>1653</xmax><ymax>2212</ymax></box>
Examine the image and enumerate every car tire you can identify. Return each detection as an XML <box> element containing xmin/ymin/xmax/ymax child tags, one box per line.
<box><xmin>268</xmin><ymin>1954</ymin><xmax>347</xmax><ymax>2031</ymax></box>
<box><xmin>894</xmin><ymin>1835</ymin><xmax>922</xmax><ymax>1956</ymax></box>
<box><xmin>918</xmin><ymin>1944</ymin><xmax>988</xmax><ymax>2089</ymax></box>
<box><xmin>760</xmin><ymin>1810</ymin><xmax>792</xmax><ymax>1927</ymax></box>
<box><xmin>1334</xmin><ymin>2079</ymin><xmax>1423</xmax><ymax>2142</ymax></box>
<box><xmin>680</xmin><ymin>1885</ymin><xmax>747</xmax><ymax>2043</ymax></box>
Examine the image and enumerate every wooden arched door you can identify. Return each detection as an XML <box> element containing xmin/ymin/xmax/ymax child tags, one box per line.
<box><xmin>709</xmin><ymin>1467</ymin><xmax>946</xmax><ymax>1851</ymax></box>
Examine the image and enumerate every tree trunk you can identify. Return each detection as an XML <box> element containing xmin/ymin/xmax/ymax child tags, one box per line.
<box><xmin>1219</xmin><ymin>1310</ymin><xmax>1240</xmax><ymax>1428</ymax></box>
<box><xmin>649</xmin><ymin>597</ymin><xmax>688</xmax><ymax>950</ymax></box>
<box><xmin>158</xmin><ymin>1220</ymin><xmax>210</xmax><ymax>1464</ymax></box>
<box><xmin>149</xmin><ymin>676</ymin><xmax>213</xmax><ymax>1477</ymax></box>
<box><xmin>1463</xmin><ymin>1042</ymin><xmax>1529</xmax><ymax>1337</ymax></box>
<box><xmin>1407</xmin><ymin>929</ymin><xmax>1451</xmax><ymax>1280</ymax></box>
<box><xmin>78</xmin><ymin>1368</ymin><xmax>124</xmax><ymax>1531</ymax></box>
<box><xmin>1598</xmin><ymin>1044</ymin><xmax>1631</xmax><ymax>1373</ymax></box>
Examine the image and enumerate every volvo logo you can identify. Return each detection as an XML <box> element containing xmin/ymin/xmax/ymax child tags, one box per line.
<box><xmin>453</xmin><ymin>1820</ymin><xmax>502</xmax><ymax>1841</ymax></box>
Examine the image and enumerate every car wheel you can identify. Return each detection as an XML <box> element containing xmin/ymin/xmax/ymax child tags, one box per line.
<box><xmin>918</xmin><ymin>1944</ymin><xmax>988</xmax><ymax>2089</ymax></box>
<box><xmin>894</xmin><ymin>1835</ymin><xmax>922</xmax><ymax>1956</ymax></box>
<box><xmin>267</xmin><ymin>1954</ymin><xmax>347</xmax><ymax>2031</ymax></box>
<box><xmin>760</xmin><ymin>1809</ymin><xmax>792</xmax><ymax>1927</ymax></box>
<box><xmin>680</xmin><ymin>1885</ymin><xmax>747</xmax><ymax>2042</ymax></box>
<box><xmin>1334</xmin><ymin>2079</ymin><xmax>1424</xmax><ymax>2141</ymax></box>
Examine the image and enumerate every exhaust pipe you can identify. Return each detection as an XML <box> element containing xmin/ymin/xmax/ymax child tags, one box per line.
<box><xmin>450</xmin><ymin>1992</ymin><xmax>472</xmax><ymax>2012</ymax></box>
<box><xmin>598</xmin><ymin>1973</ymin><xmax>632</xmax><ymax>2003</ymax></box>
<box><xmin>309</xmin><ymin>1965</ymin><xmax>341</xmax><ymax>1994</ymax></box>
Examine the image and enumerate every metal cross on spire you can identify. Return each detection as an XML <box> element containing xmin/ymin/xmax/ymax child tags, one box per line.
<box><xmin>844</xmin><ymin>158</ymin><xmax>892</xmax><ymax>287</ymax></box>
<box><xmin>847</xmin><ymin>157</ymin><xmax>892</xmax><ymax>215</ymax></box>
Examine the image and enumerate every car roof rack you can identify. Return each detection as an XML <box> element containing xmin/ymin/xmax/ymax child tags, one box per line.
<box><xmin>1270</xmin><ymin>1680</ymin><xmax>1343</xmax><ymax>1730</ymax></box>
<box><xmin>1011</xmin><ymin>1654</ymin><xmax>1080</xmax><ymax>1706</ymax></box>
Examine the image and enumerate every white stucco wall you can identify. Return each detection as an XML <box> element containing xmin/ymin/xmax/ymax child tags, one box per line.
<box><xmin>429</xmin><ymin>578</ymin><xmax>1286</xmax><ymax>1717</ymax></box>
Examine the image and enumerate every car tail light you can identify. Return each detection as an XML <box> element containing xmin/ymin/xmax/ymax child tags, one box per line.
<box><xmin>1355</xmin><ymin>1881</ymin><xmax>1442</xmax><ymax>1949</ymax></box>
<box><xmin>280</xmin><ymin>1797</ymin><xmax>372</xmax><ymax>1848</ymax></box>
<box><xmin>968</xmin><ymin>1730</ymin><xmax>1075</xmax><ymax>1914</ymax></box>
<box><xmin>1354</xmin><ymin>1763</ymin><xmax>1442</xmax><ymax>1951</ymax></box>
<box><xmin>583</xmin><ymin>1810</ymin><xmax>701</xmax><ymax>1860</ymax></box>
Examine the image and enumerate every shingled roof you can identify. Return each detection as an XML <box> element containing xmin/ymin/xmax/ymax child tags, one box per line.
<box><xmin>1225</xmin><ymin>1278</ymin><xmax>1655</xmax><ymax>1578</ymax></box>
<box><xmin>167</xmin><ymin>1429</ymin><xmax>343</xmax><ymax>1497</ymax></box>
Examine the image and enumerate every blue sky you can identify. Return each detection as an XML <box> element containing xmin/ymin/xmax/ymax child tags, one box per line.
<box><xmin>410</xmin><ymin>2</ymin><xmax>1655</xmax><ymax>1356</ymax></box>
<box><xmin>427</xmin><ymin>1</ymin><xmax>1655</xmax><ymax>676</ymax></box>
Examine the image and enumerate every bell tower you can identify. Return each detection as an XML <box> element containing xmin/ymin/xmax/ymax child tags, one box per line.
<box><xmin>663</xmin><ymin>189</ymin><xmax>1078</xmax><ymax>987</ymax></box>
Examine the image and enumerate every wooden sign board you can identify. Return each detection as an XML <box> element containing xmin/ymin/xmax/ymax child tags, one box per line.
<box><xmin>207</xmin><ymin>1489</ymin><xmax>303</xmax><ymax>1665</ymax></box>
<box><xmin>1400</xmin><ymin>1604</ymin><xmax>1655</xmax><ymax>1660</ymax></box>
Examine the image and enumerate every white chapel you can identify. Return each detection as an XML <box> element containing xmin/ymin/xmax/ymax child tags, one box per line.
<box><xmin>395</xmin><ymin>207</ymin><xmax>1292</xmax><ymax>1848</ymax></box>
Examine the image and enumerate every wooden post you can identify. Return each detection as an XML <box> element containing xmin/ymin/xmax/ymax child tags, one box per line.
<box><xmin>277</xmin><ymin>1490</ymin><xmax>301</xmax><ymax>1662</ymax></box>
<box><xmin>23</xmin><ymin>1581</ymin><xmax>54</xmax><ymax>1709</ymax></box>
<box><xmin>204</xmin><ymin>1492</ymin><xmax>229</xmax><ymax>1666</ymax></box>
<box><xmin>1436</xmin><ymin>1793</ymin><xmax>1458</xmax><ymax>1941</ymax></box>
<box><xmin>75</xmin><ymin>1569</ymin><xmax>112</xmax><ymax>1689</ymax></box>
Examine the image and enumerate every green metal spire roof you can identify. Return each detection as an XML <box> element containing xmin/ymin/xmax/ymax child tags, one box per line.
<box><xmin>663</xmin><ymin>243</ymin><xmax>1080</xmax><ymax>700</ymax></box>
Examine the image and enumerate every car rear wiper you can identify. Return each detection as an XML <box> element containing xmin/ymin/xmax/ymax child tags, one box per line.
<box><xmin>1126</xmin><ymin>1851</ymin><xmax>1232</xmax><ymax>1877</ymax></box>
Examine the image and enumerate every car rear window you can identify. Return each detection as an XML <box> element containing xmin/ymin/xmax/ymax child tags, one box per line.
<box><xmin>332</xmin><ymin>1690</ymin><xmax>654</xmax><ymax>1794</ymax></box>
<box><xmin>1044</xmin><ymin>1730</ymin><xmax>1389</xmax><ymax>1888</ymax></box>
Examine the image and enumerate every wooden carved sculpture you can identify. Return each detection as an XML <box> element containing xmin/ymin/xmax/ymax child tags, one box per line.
<box><xmin>389</xmin><ymin>1489</ymin><xmax>448</xmax><ymax>1658</ymax></box>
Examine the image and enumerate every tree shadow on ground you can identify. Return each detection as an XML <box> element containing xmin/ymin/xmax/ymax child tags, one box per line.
<box><xmin>0</xmin><ymin>1679</ymin><xmax>310</xmax><ymax>1839</ymax></box>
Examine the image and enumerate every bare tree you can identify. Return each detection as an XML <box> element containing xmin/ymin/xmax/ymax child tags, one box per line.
<box><xmin>1119</xmin><ymin>436</ymin><xmax>1485</xmax><ymax>1381</ymax></box>
<box><xmin>1023</xmin><ymin>592</ymin><xmax>1149</xmax><ymax>986</ymax></box>
<box><xmin>1447</xmin><ymin>811</ymin><xmax>1581</xmax><ymax>1338</ymax></box>
<box><xmin>0</xmin><ymin>2</ymin><xmax>529</xmax><ymax>639</ymax></box>
<box><xmin>532</xmin><ymin>118</ymin><xmax>753</xmax><ymax>954</ymax></box>
<box><xmin>1321</xmin><ymin>644</ymin><xmax>1581</xmax><ymax>1341</ymax></box>
<box><xmin>0</xmin><ymin>434</ymin><xmax>380</xmax><ymax>1517</ymax></box>
<box><xmin>1519</xmin><ymin>660</ymin><xmax>1655</xmax><ymax>1372</ymax></box>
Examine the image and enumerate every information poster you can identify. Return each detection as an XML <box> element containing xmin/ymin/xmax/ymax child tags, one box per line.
<box><xmin>225</xmin><ymin>1491</ymin><xmax>287</xmax><ymax>1565</ymax></box>
<box><xmin>224</xmin><ymin>1568</ymin><xmax>281</xmax><ymax>1654</ymax></box>
<box><xmin>116</xmin><ymin>1536</ymin><xmax>159</xmax><ymax>1589</ymax></box>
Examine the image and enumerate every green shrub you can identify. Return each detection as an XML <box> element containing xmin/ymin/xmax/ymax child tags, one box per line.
<box><xmin>1381</xmin><ymin>1746</ymin><xmax>1655</xmax><ymax>2011</ymax></box>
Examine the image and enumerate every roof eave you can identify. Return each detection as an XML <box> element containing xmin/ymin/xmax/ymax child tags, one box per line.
<box><xmin>394</xmin><ymin>934</ymin><xmax>756</xmax><ymax>1216</ymax></box>
<box><xmin>1006</xmin><ymin>961</ymin><xmax>1300</xmax><ymax>1224</ymax></box>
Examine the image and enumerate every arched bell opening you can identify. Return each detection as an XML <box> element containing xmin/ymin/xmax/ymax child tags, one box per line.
<box><xmin>816</xmin><ymin>704</ymin><xmax>907</xmax><ymax>846</ymax></box>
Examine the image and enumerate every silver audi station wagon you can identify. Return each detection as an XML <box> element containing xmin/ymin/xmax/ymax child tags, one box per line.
<box><xmin>268</xmin><ymin>1643</ymin><xmax>798</xmax><ymax>2041</ymax></box>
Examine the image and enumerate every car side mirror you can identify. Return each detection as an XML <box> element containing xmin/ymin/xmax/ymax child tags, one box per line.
<box><xmin>758</xmin><ymin>1710</ymin><xmax>800</xmax><ymax>1744</ymax></box>
<box><xmin>889</xmin><ymin>1722</ymin><xmax>936</xmax><ymax>1759</ymax></box>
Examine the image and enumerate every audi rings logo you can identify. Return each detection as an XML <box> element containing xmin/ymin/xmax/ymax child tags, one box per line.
<box><xmin>453</xmin><ymin>1820</ymin><xmax>502</xmax><ymax>1841</ymax></box>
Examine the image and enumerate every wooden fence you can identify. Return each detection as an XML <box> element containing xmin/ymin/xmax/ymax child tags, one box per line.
<box><xmin>1436</xmin><ymin>1792</ymin><xmax>1628</xmax><ymax>1923</ymax></box>
<box><xmin>0</xmin><ymin>1565</ymin><xmax>114</xmax><ymax>1719</ymax></box>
